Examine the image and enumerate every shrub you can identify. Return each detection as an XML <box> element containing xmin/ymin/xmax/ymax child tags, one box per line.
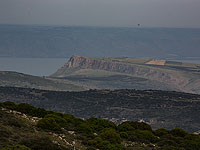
<box><xmin>16</xmin><ymin>103</ymin><xmax>34</xmax><ymax>115</ymax></box>
<box><xmin>157</xmin><ymin>139</ymin><xmax>177</xmax><ymax>147</ymax></box>
<box><xmin>86</xmin><ymin>147</ymin><xmax>96</xmax><ymax>150</ymax></box>
<box><xmin>0</xmin><ymin>125</ymin><xmax>12</xmax><ymax>138</ymax></box>
<box><xmin>73</xmin><ymin>118</ymin><xmax>85</xmax><ymax>127</ymax></box>
<box><xmin>88</xmin><ymin>137</ymin><xmax>103</xmax><ymax>147</ymax></box>
<box><xmin>20</xmin><ymin>136</ymin><xmax>64</xmax><ymax>150</ymax></box>
<box><xmin>182</xmin><ymin>140</ymin><xmax>200</xmax><ymax>150</ymax></box>
<box><xmin>100</xmin><ymin>143</ymin><xmax>124</xmax><ymax>150</ymax></box>
<box><xmin>119</xmin><ymin>132</ymin><xmax>128</xmax><ymax>139</ymax></box>
<box><xmin>37</xmin><ymin>117</ymin><xmax>61</xmax><ymax>131</ymax></box>
<box><xmin>135</xmin><ymin>130</ymin><xmax>159</xmax><ymax>143</ymax></box>
<box><xmin>2</xmin><ymin>101</ymin><xmax>17</xmax><ymax>110</ymax></box>
<box><xmin>7</xmin><ymin>117</ymin><xmax>26</xmax><ymax>128</ymax></box>
<box><xmin>0</xmin><ymin>102</ymin><xmax>3</xmax><ymax>107</ymax></box>
<box><xmin>44</xmin><ymin>114</ymin><xmax>68</xmax><ymax>129</ymax></box>
<box><xmin>86</xmin><ymin>118</ymin><xmax>116</xmax><ymax>133</ymax></box>
<box><xmin>161</xmin><ymin>145</ymin><xmax>185</xmax><ymax>150</ymax></box>
<box><xmin>117</xmin><ymin>122</ymin><xmax>135</xmax><ymax>132</ymax></box>
<box><xmin>75</xmin><ymin>123</ymin><xmax>93</xmax><ymax>136</ymax></box>
<box><xmin>184</xmin><ymin>134</ymin><xmax>200</xmax><ymax>141</ymax></box>
<box><xmin>170</xmin><ymin>128</ymin><xmax>187</xmax><ymax>137</ymax></box>
<box><xmin>129</xmin><ymin>121</ymin><xmax>152</xmax><ymax>131</ymax></box>
<box><xmin>63</xmin><ymin>113</ymin><xmax>76</xmax><ymax>123</ymax></box>
<box><xmin>2</xmin><ymin>145</ymin><xmax>31</xmax><ymax>150</ymax></box>
<box><xmin>154</xmin><ymin>128</ymin><xmax>169</xmax><ymax>137</ymax></box>
<box><xmin>100</xmin><ymin>128</ymin><xmax>121</xmax><ymax>144</ymax></box>
<box><xmin>31</xmin><ymin>107</ymin><xmax>49</xmax><ymax>118</ymax></box>
<box><xmin>127</xmin><ymin>131</ymin><xmax>138</xmax><ymax>141</ymax></box>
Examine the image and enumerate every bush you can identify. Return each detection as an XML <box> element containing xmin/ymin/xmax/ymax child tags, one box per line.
<box><xmin>16</xmin><ymin>103</ymin><xmax>34</xmax><ymax>115</ymax></box>
<box><xmin>154</xmin><ymin>128</ymin><xmax>169</xmax><ymax>137</ymax></box>
<box><xmin>100</xmin><ymin>128</ymin><xmax>121</xmax><ymax>144</ymax></box>
<box><xmin>119</xmin><ymin>132</ymin><xmax>128</xmax><ymax>139</ymax></box>
<box><xmin>129</xmin><ymin>121</ymin><xmax>152</xmax><ymax>131</ymax></box>
<box><xmin>127</xmin><ymin>131</ymin><xmax>138</xmax><ymax>141</ymax></box>
<box><xmin>37</xmin><ymin>117</ymin><xmax>61</xmax><ymax>131</ymax></box>
<box><xmin>88</xmin><ymin>137</ymin><xmax>103</xmax><ymax>147</ymax></box>
<box><xmin>182</xmin><ymin>140</ymin><xmax>200</xmax><ymax>150</ymax></box>
<box><xmin>73</xmin><ymin>118</ymin><xmax>85</xmax><ymax>127</ymax></box>
<box><xmin>184</xmin><ymin>134</ymin><xmax>200</xmax><ymax>141</ymax></box>
<box><xmin>2</xmin><ymin>101</ymin><xmax>17</xmax><ymax>110</ymax></box>
<box><xmin>2</xmin><ymin>101</ymin><xmax>51</xmax><ymax>118</ymax></box>
<box><xmin>20</xmin><ymin>136</ymin><xmax>64</xmax><ymax>150</ymax></box>
<box><xmin>135</xmin><ymin>130</ymin><xmax>158</xmax><ymax>143</ymax></box>
<box><xmin>161</xmin><ymin>145</ymin><xmax>185</xmax><ymax>150</ymax></box>
<box><xmin>170</xmin><ymin>128</ymin><xmax>187</xmax><ymax>137</ymax></box>
<box><xmin>117</xmin><ymin>122</ymin><xmax>135</xmax><ymax>132</ymax></box>
<box><xmin>157</xmin><ymin>139</ymin><xmax>177</xmax><ymax>147</ymax></box>
<box><xmin>0</xmin><ymin>102</ymin><xmax>3</xmax><ymax>107</ymax></box>
<box><xmin>86</xmin><ymin>147</ymin><xmax>96</xmax><ymax>150</ymax></box>
<box><xmin>0</xmin><ymin>125</ymin><xmax>12</xmax><ymax>138</ymax></box>
<box><xmin>100</xmin><ymin>142</ymin><xmax>124</xmax><ymax>150</ymax></box>
<box><xmin>44</xmin><ymin>114</ymin><xmax>68</xmax><ymax>129</ymax></box>
<box><xmin>2</xmin><ymin>145</ymin><xmax>31</xmax><ymax>150</ymax></box>
<box><xmin>75</xmin><ymin>123</ymin><xmax>93</xmax><ymax>136</ymax></box>
<box><xmin>86</xmin><ymin>118</ymin><xmax>116</xmax><ymax>133</ymax></box>
<box><xmin>31</xmin><ymin>107</ymin><xmax>49</xmax><ymax>118</ymax></box>
<box><xmin>63</xmin><ymin>113</ymin><xmax>76</xmax><ymax>124</ymax></box>
<box><xmin>7</xmin><ymin>117</ymin><xmax>26</xmax><ymax>128</ymax></box>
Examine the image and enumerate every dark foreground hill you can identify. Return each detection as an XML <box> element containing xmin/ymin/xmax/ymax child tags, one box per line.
<box><xmin>1</xmin><ymin>102</ymin><xmax>200</xmax><ymax>150</ymax></box>
<box><xmin>0</xmin><ymin>86</ymin><xmax>200</xmax><ymax>132</ymax></box>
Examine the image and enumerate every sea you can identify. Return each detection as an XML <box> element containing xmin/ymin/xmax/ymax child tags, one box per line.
<box><xmin>0</xmin><ymin>58</ymin><xmax>68</xmax><ymax>76</ymax></box>
<box><xmin>0</xmin><ymin>58</ymin><xmax>200</xmax><ymax>77</ymax></box>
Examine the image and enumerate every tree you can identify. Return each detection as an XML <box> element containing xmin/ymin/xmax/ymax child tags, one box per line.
<box><xmin>100</xmin><ymin>128</ymin><xmax>121</xmax><ymax>144</ymax></box>
<box><xmin>37</xmin><ymin>117</ymin><xmax>61</xmax><ymax>131</ymax></box>
<box><xmin>170</xmin><ymin>128</ymin><xmax>187</xmax><ymax>137</ymax></box>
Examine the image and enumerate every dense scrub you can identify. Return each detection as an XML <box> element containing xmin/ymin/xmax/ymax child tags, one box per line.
<box><xmin>1</xmin><ymin>101</ymin><xmax>200</xmax><ymax>150</ymax></box>
<box><xmin>1</xmin><ymin>87</ymin><xmax>200</xmax><ymax>132</ymax></box>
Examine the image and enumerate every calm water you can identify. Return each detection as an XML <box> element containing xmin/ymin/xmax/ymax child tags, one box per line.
<box><xmin>0</xmin><ymin>58</ymin><xmax>68</xmax><ymax>76</ymax></box>
<box><xmin>0</xmin><ymin>58</ymin><xmax>200</xmax><ymax>76</ymax></box>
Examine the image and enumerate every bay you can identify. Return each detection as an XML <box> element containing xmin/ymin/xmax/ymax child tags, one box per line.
<box><xmin>0</xmin><ymin>58</ymin><xmax>68</xmax><ymax>76</ymax></box>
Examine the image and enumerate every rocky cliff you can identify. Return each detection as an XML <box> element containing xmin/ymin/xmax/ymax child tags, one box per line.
<box><xmin>51</xmin><ymin>56</ymin><xmax>191</xmax><ymax>91</ymax></box>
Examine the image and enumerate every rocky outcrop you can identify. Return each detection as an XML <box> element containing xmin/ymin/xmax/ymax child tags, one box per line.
<box><xmin>52</xmin><ymin>56</ymin><xmax>189</xmax><ymax>91</ymax></box>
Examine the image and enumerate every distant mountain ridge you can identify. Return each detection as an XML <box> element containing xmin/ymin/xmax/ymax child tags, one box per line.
<box><xmin>51</xmin><ymin>56</ymin><xmax>200</xmax><ymax>94</ymax></box>
<box><xmin>1</xmin><ymin>24</ymin><xmax>200</xmax><ymax>59</ymax></box>
<box><xmin>0</xmin><ymin>71</ymin><xmax>83</xmax><ymax>91</ymax></box>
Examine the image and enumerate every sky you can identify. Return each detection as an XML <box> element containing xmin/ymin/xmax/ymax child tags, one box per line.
<box><xmin>0</xmin><ymin>0</ymin><xmax>200</xmax><ymax>28</ymax></box>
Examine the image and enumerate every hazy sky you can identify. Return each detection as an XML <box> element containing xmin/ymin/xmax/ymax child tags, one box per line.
<box><xmin>0</xmin><ymin>0</ymin><xmax>200</xmax><ymax>28</ymax></box>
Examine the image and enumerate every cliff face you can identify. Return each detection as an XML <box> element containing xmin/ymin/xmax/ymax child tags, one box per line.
<box><xmin>52</xmin><ymin>56</ymin><xmax>189</xmax><ymax>91</ymax></box>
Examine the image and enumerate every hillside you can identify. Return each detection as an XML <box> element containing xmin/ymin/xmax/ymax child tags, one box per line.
<box><xmin>0</xmin><ymin>86</ymin><xmax>200</xmax><ymax>132</ymax></box>
<box><xmin>0</xmin><ymin>71</ymin><xmax>83</xmax><ymax>91</ymax></box>
<box><xmin>1</xmin><ymin>24</ymin><xmax>200</xmax><ymax>59</ymax></box>
<box><xmin>51</xmin><ymin>56</ymin><xmax>200</xmax><ymax>94</ymax></box>
<box><xmin>1</xmin><ymin>101</ymin><xmax>200</xmax><ymax>150</ymax></box>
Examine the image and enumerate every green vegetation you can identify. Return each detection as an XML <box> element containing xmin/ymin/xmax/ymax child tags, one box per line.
<box><xmin>1</xmin><ymin>101</ymin><xmax>200</xmax><ymax>150</ymax></box>
<box><xmin>2</xmin><ymin>145</ymin><xmax>31</xmax><ymax>150</ymax></box>
<box><xmin>1</xmin><ymin>87</ymin><xmax>200</xmax><ymax>132</ymax></box>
